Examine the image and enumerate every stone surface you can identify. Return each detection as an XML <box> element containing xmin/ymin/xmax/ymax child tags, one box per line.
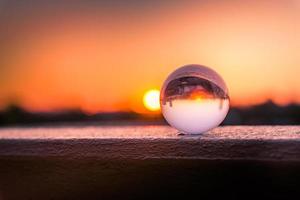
<box><xmin>1</xmin><ymin>126</ymin><xmax>300</xmax><ymax>200</ymax></box>
<box><xmin>0</xmin><ymin>125</ymin><xmax>300</xmax><ymax>161</ymax></box>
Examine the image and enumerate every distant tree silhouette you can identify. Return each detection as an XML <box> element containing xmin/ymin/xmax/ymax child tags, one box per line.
<box><xmin>0</xmin><ymin>101</ymin><xmax>300</xmax><ymax>126</ymax></box>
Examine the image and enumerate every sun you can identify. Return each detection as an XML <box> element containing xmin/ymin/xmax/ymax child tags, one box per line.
<box><xmin>143</xmin><ymin>89</ymin><xmax>160</xmax><ymax>111</ymax></box>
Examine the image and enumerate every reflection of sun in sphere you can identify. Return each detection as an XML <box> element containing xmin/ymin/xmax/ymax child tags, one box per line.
<box><xmin>160</xmin><ymin>64</ymin><xmax>230</xmax><ymax>134</ymax></box>
<box><xmin>143</xmin><ymin>89</ymin><xmax>160</xmax><ymax>111</ymax></box>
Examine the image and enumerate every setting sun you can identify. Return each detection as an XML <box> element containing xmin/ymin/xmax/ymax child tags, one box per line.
<box><xmin>143</xmin><ymin>90</ymin><xmax>160</xmax><ymax>111</ymax></box>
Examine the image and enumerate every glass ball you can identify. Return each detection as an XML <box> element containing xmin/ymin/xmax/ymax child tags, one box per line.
<box><xmin>160</xmin><ymin>64</ymin><xmax>230</xmax><ymax>134</ymax></box>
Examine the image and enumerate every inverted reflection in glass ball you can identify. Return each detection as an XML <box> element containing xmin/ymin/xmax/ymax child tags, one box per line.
<box><xmin>160</xmin><ymin>64</ymin><xmax>230</xmax><ymax>134</ymax></box>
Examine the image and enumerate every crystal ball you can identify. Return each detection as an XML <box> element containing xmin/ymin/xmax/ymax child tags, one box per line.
<box><xmin>160</xmin><ymin>64</ymin><xmax>230</xmax><ymax>134</ymax></box>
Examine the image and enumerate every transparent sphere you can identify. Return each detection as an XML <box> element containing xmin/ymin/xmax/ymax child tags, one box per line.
<box><xmin>160</xmin><ymin>64</ymin><xmax>230</xmax><ymax>134</ymax></box>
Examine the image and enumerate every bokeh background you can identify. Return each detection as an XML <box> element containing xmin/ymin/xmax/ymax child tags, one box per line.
<box><xmin>0</xmin><ymin>0</ymin><xmax>299</xmax><ymax>125</ymax></box>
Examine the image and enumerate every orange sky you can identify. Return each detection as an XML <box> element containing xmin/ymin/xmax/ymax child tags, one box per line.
<box><xmin>0</xmin><ymin>0</ymin><xmax>299</xmax><ymax>113</ymax></box>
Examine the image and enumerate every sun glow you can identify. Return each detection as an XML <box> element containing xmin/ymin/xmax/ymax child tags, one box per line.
<box><xmin>143</xmin><ymin>89</ymin><xmax>160</xmax><ymax>111</ymax></box>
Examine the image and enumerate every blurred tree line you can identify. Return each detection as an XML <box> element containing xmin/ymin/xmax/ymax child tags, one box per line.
<box><xmin>0</xmin><ymin>100</ymin><xmax>300</xmax><ymax>126</ymax></box>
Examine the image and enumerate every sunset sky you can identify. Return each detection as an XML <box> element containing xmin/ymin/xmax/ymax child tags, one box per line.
<box><xmin>0</xmin><ymin>0</ymin><xmax>299</xmax><ymax>113</ymax></box>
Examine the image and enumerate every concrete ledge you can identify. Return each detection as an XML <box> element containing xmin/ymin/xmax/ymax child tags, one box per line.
<box><xmin>1</xmin><ymin>126</ymin><xmax>300</xmax><ymax>200</ymax></box>
<box><xmin>0</xmin><ymin>126</ymin><xmax>300</xmax><ymax>161</ymax></box>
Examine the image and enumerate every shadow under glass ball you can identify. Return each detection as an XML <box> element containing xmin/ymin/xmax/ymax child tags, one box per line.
<box><xmin>160</xmin><ymin>64</ymin><xmax>230</xmax><ymax>135</ymax></box>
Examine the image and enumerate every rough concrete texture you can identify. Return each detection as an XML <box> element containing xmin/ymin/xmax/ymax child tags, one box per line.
<box><xmin>0</xmin><ymin>126</ymin><xmax>300</xmax><ymax>161</ymax></box>
<box><xmin>1</xmin><ymin>126</ymin><xmax>300</xmax><ymax>200</ymax></box>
